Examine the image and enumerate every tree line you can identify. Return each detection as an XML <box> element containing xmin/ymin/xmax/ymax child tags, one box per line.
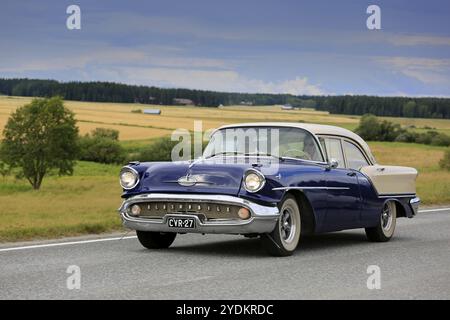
<box><xmin>0</xmin><ymin>78</ymin><xmax>449</xmax><ymax>119</ymax></box>
<box><xmin>315</xmin><ymin>95</ymin><xmax>450</xmax><ymax>119</ymax></box>
<box><xmin>0</xmin><ymin>78</ymin><xmax>294</xmax><ymax>107</ymax></box>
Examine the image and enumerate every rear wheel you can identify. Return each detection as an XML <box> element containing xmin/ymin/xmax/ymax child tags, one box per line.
<box><xmin>136</xmin><ymin>231</ymin><xmax>177</xmax><ymax>249</ymax></box>
<box><xmin>365</xmin><ymin>201</ymin><xmax>397</xmax><ymax>242</ymax></box>
<box><xmin>261</xmin><ymin>195</ymin><xmax>301</xmax><ymax>256</ymax></box>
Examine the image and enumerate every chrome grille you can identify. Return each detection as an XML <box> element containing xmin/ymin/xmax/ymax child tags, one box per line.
<box><xmin>131</xmin><ymin>201</ymin><xmax>243</xmax><ymax>220</ymax></box>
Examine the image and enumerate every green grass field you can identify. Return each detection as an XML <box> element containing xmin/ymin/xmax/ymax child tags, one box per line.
<box><xmin>0</xmin><ymin>96</ymin><xmax>449</xmax><ymax>242</ymax></box>
<box><xmin>0</xmin><ymin>162</ymin><xmax>122</xmax><ymax>242</ymax></box>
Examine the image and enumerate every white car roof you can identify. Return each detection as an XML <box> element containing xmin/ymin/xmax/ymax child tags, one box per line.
<box><xmin>218</xmin><ymin>122</ymin><xmax>376</xmax><ymax>164</ymax></box>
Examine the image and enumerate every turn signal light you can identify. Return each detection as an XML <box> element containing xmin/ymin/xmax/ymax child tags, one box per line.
<box><xmin>238</xmin><ymin>208</ymin><xmax>250</xmax><ymax>220</ymax></box>
<box><xmin>130</xmin><ymin>204</ymin><xmax>141</xmax><ymax>216</ymax></box>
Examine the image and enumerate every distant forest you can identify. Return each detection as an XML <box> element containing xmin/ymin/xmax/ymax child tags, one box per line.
<box><xmin>0</xmin><ymin>78</ymin><xmax>449</xmax><ymax>119</ymax></box>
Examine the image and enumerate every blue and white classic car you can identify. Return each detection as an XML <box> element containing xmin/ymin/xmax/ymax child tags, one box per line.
<box><xmin>118</xmin><ymin>123</ymin><xmax>420</xmax><ymax>256</ymax></box>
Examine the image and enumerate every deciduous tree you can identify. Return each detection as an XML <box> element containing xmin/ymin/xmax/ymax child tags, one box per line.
<box><xmin>1</xmin><ymin>97</ymin><xmax>79</xmax><ymax>189</ymax></box>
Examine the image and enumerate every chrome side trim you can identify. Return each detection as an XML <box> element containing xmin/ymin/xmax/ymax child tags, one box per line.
<box><xmin>378</xmin><ymin>194</ymin><xmax>416</xmax><ymax>198</ymax></box>
<box><xmin>272</xmin><ymin>186</ymin><xmax>350</xmax><ymax>191</ymax></box>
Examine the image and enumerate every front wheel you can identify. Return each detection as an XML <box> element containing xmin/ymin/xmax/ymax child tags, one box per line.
<box><xmin>261</xmin><ymin>195</ymin><xmax>301</xmax><ymax>256</ymax></box>
<box><xmin>136</xmin><ymin>231</ymin><xmax>177</xmax><ymax>249</ymax></box>
<box><xmin>365</xmin><ymin>201</ymin><xmax>397</xmax><ymax>242</ymax></box>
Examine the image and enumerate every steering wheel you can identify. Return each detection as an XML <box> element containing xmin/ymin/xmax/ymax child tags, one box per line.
<box><xmin>283</xmin><ymin>149</ymin><xmax>312</xmax><ymax>160</ymax></box>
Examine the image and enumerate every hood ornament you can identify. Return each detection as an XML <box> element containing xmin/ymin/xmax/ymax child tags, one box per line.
<box><xmin>177</xmin><ymin>174</ymin><xmax>197</xmax><ymax>187</ymax></box>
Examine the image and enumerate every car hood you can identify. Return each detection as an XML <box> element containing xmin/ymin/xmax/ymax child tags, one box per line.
<box><xmin>128</xmin><ymin>157</ymin><xmax>282</xmax><ymax>197</ymax></box>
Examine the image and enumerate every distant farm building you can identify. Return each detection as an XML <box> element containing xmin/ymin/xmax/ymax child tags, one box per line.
<box><xmin>143</xmin><ymin>109</ymin><xmax>161</xmax><ymax>115</ymax></box>
<box><xmin>281</xmin><ymin>104</ymin><xmax>294</xmax><ymax>110</ymax></box>
<box><xmin>173</xmin><ymin>98</ymin><xmax>194</xmax><ymax>105</ymax></box>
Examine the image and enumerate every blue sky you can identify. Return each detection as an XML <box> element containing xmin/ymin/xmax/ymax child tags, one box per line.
<box><xmin>0</xmin><ymin>0</ymin><xmax>449</xmax><ymax>96</ymax></box>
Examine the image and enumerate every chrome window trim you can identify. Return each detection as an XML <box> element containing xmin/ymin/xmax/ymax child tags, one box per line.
<box><xmin>317</xmin><ymin>134</ymin><xmax>374</xmax><ymax>167</ymax></box>
<box><xmin>317</xmin><ymin>135</ymin><xmax>346</xmax><ymax>168</ymax></box>
<box><xmin>281</xmin><ymin>157</ymin><xmax>329</xmax><ymax>166</ymax></box>
<box><xmin>341</xmin><ymin>139</ymin><xmax>371</xmax><ymax>170</ymax></box>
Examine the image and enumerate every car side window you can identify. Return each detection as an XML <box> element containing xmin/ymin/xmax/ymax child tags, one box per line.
<box><xmin>343</xmin><ymin>140</ymin><xmax>369</xmax><ymax>170</ymax></box>
<box><xmin>322</xmin><ymin>137</ymin><xmax>345</xmax><ymax>168</ymax></box>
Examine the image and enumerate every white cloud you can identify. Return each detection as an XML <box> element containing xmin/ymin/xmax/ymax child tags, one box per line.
<box><xmin>271</xmin><ymin>77</ymin><xmax>323</xmax><ymax>95</ymax></box>
<box><xmin>0</xmin><ymin>42</ymin><xmax>323</xmax><ymax>95</ymax></box>
<box><xmin>0</xmin><ymin>44</ymin><xmax>233</xmax><ymax>73</ymax></box>
<box><xmin>0</xmin><ymin>47</ymin><xmax>145</xmax><ymax>72</ymax></box>
<box><xmin>106</xmin><ymin>67</ymin><xmax>324</xmax><ymax>95</ymax></box>
<box><xmin>386</xmin><ymin>34</ymin><xmax>450</xmax><ymax>46</ymax></box>
<box><xmin>87</xmin><ymin>12</ymin><xmax>450</xmax><ymax>50</ymax></box>
<box><xmin>376</xmin><ymin>56</ymin><xmax>450</xmax><ymax>85</ymax></box>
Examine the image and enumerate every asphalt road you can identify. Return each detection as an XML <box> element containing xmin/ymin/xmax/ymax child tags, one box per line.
<box><xmin>0</xmin><ymin>208</ymin><xmax>449</xmax><ymax>300</ymax></box>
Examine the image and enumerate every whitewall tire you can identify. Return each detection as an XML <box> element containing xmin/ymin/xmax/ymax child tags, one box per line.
<box><xmin>365</xmin><ymin>201</ymin><xmax>397</xmax><ymax>242</ymax></box>
<box><xmin>261</xmin><ymin>195</ymin><xmax>301</xmax><ymax>256</ymax></box>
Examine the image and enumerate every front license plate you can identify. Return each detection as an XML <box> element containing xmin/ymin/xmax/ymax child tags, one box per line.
<box><xmin>167</xmin><ymin>217</ymin><xmax>196</xmax><ymax>229</ymax></box>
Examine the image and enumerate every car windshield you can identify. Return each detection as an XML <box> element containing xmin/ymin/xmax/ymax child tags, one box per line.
<box><xmin>203</xmin><ymin>126</ymin><xmax>324</xmax><ymax>162</ymax></box>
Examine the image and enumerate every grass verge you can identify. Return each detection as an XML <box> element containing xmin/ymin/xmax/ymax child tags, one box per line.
<box><xmin>0</xmin><ymin>161</ymin><xmax>123</xmax><ymax>242</ymax></box>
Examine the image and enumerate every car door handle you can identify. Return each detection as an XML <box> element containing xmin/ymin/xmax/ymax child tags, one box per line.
<box><xmin>347</xmin><ymin>172</ymin><xmax>357</xmax><ymax>177</ymax></box>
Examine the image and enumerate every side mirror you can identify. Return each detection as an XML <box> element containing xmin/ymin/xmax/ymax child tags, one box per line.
<box><xmin>328</xmin><ymin>158</ymin><xmax>339</xmax><ymax>169</ymax></box>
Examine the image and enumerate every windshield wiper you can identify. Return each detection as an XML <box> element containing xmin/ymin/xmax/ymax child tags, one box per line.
<box><xmin>204</xmin><ymin>151</ymin><xmax>245</xmax><ymax>159</ymax></box>
<box><xmin>244</xmin><ymin>152</ymin><xmax>285</xmax><ymax>161</ymax></box>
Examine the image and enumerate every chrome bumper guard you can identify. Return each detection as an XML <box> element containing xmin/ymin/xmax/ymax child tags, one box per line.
<box><xmin>409</xmin><ymin>197</ymin><xmax>420</xmax><ymax>216</ymax></box>
<box><xmin>118</xmin><ymin>193</ymin><xmax>280</xmax><ymax>234</ymax></box>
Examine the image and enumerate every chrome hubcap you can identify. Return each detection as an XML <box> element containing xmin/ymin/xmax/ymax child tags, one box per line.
<box><xmin>280</xmin><ymin>208</ymin><xmax>295</xmax><ymax>242</ymax></box>
<box><xmin>381</xmin><ymin>203</ymin><xmax>393</xmax><ymax>231</ymax></box>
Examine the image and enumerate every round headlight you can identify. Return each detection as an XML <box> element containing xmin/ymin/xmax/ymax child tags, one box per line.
<box><xmin>119</xmin><ymin>167</ymin><xmax>139</xmax><ymax>190</ymax></box>
<box><xmin>243</xmin><ymin>169</ymin><xmax>265</xmax><ymax>193</ymax></box>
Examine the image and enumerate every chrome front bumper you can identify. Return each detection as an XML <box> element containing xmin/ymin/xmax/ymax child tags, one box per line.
<box><xmin>118</xmin><ymin>193</ymin><xmax>280</xmax><ymax>234</ymax></box>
